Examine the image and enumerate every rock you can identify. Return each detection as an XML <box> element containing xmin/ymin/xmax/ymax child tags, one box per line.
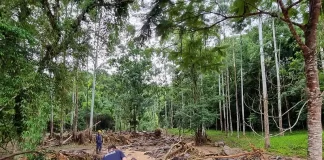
<box><xmin>221</xmin><ymin>145</ymin><xmax>243</xmax><ymax>156</ymax></box>
<box><xmin>214</xmin><ymin>141</ymin><xmax>225</xmax><ymax>147</ymax></box>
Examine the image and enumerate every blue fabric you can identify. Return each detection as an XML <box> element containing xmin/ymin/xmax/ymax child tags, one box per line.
<box><xmin>102</xmin><ymin>150</ymin><xmax>125</xmax><ymax>160</ymax></box>
<box><xmin>96</xmin><ymin>134</ymin><xmax>102</xmax><ymax>144</ymax></box>
<box><xmin>96</xmin><ymin>143</ymin><xmax>102</xmax><ymax>152</ymax></box>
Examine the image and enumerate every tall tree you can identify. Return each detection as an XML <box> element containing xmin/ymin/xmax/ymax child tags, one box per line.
<box><xmin>272</xmin><ymin>19</ymin><xmax>283</xmax><ymax>135</ymax></box>
<box><xmin>72</xmin><ymin>59</ymin><xmax>79</xmax><ymax>139</ymax></box>
<box><xmin>89</xmin><ymin>10</ymin><xmax>101</xmax><ymax>138</ymax></box>
<box><xmin>258</xmin><ymin>15</ymin><xmax>270</xmax><ymax>148</ymax></box>
<box><xmin>233</xmin><ymin>43</ymin><xmax>240</xmax><ymax>138</ymax></box>
<box><xmin>239</xmin><ymin>36</ymin><xmax>245</xmax><ymax>135</ymax></box>
<box><xmin>218</xmin><ymin>75</ymin><xmax>223</xmax><ymax>131</ymax></box>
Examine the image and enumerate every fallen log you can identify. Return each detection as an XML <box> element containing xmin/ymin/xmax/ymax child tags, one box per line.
<box><xmin>203</xmin><ymin>145</ymin><xmax>264</xmax><ymax>160</ymax></box>
<box><xmin>163</xmin><ymin>141</ymin><xmax>182</xmax><ymax>160</ymax></box>
<box><xmin>203</xmin><ymin>151</ymin><xmax>263</xmax><ymax>159</ymax></box>
<box><xmin>84</xmin><ymin>121</ymin><xmax>101</xmax><ymax>132</ymax></box>
<box><xmin>0</xmin><ymin>150</ymin><xmax>43</xmax><ymax>160</ymax></box>
<box><xmin>62</xmin><ymin>135</ymin><xmax>73</xmax><ymax>145</ymax></box>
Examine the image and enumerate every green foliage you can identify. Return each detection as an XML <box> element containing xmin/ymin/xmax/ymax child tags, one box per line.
<box><xmin>230</xmin><ymin>0</ymin><xmax>261</xmax><ymax>16</ymax></box>
<box><xmin>138</xmin><ymin>111</ymin><xmax>159</xmax><ymax>131</ymax></box>
<box><xmin>22</xmin><ymin>95</ymin><xmax>49</xmax><ymax>150</ymax></box>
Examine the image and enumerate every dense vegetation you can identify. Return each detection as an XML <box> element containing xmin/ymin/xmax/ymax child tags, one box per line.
<box><xmin>0</xmin><ymin>0</ymin><xmax>323</xmax><ymax>159</ymax></box>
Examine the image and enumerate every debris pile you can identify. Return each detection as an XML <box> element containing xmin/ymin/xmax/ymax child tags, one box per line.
<box><xmin>1</xmin><ymin>128</ymin><xmax>268</xmax><ymax>160</ymax></box>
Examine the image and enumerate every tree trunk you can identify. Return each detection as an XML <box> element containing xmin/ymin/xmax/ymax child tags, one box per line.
<box><xmin>50</xmin><ymin>80</ymin><xmax>54</xmax><ymax>138</ymax></box>
<box><xmin>320</xmin><ymin>47</ymin><xmax>324</xmax><ymax>70</ymax></box>
<box><xmin>164</xmin><ymin>99</ymin><xmax>168</xmax><ymax>128</ymax></box>
<box><xmin>132</xmin><ymin>105</ymin><xmax>137</xmax><ymax>132</ymax></box>
<box><xmin>72</xmin><ymin>64</ymin><xmax>79</xmax><ymax>140</ymax></box>
<box><xmin>225</xmin><ymin>72</ymin><xmax>229</xmax><ymax>135</ymax></box>
<box><xmin>71</xmin><ymin>91</ymin><xmax>74</xmax><ymax>129</ymax></box>
<box><xmin>277</xmin><ymin>0</ymin><xmax>322</xmax><ymax>158</ymax></box>
<box><xmin>258</xmin><ymin>15</ymin><xmax>270</xmax><ymax>148</ymax></box>
<box><xmin>60</xmin><ymin>107</ymin><xmax>64</xmax><ymax>145</ymax></box>
<box><xmin>170</xmin><ymin>99</ymin><xmax>173</xmax><ymax>128</ymax></box>
<box><xmin>114</xmin><ymin>104</ymin><xmax>118</xmax><ymax>131</ymax></box>
<box><xmin>284</xmin><ymin>96</ymin><xmax>292</xmax><ymax>133</ymax></box>
<box><xmin>218</xmin><ymin>75</ymin><xmax>223</xmax><ymax>132</ymax></box>
<box><xmin>233</xmin><ymin>44</ymin><xmax>239</xmax><ymax>138</ymax></box>
<box><xmin>73</xmin><ymin>76</ymin><xmax>78</xmax><ymax>137</ymax></box>
<box><xmin>191</xmin><ymin>66</ymin><xmax>206</xmax><ymax>145</ymax></box>
<box><xmin>89</xmin><ymin>53</ymin><xmax>97</xmax><ymax>138</ymax></box>
<box><xmin>222</xmin><ymin>73</ymin><xmax>227</xmax><ymax>134</ymax></box>
<box><xmin>304</xmin><ymin>49</ymin><xmax>322</xmax><ymax>159</ymax></box>
<box><xmin>90</xmin><ymin>10</ymin><xmax>101</xmax><ymax>138</ymax></box>
<box><xmin>227</xmin><ymin>66</ymin><xmax>233</xmax><ymax>135</ymax></box>
<box><xmin>272</xmin><ymin>19</ymin><xmax>283</xmax><ymax>136</ymax></box>
<box><xmin>181</xmin><ymin>92</ymin><xmax>184</xmax><ymax>134</ymax></box>
<box><xmin>259</xmin><ymin>73</ymin><xmax>264</xmax><ymax>135</ymax></box>
<box><xmin>240</xmin><ymin>35</ymin><xmax>245</xmax><ymax>135</ymax></box>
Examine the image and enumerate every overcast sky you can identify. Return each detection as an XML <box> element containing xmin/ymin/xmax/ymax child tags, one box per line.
<box><xmin>83</xmin><ymin>0</ymin><xmax>173</xmax><ymax>85</ymax></box>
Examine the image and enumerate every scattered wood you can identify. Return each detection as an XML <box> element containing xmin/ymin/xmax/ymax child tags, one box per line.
<box><xmin>0</xmin><ymin>150</ymin><xmax>43</xmax><ymax>160</ymax></box>
<box><xmin>62</xmin><ymin>135</ymin><xmax>72</xmax><ymax>145</ymax></box>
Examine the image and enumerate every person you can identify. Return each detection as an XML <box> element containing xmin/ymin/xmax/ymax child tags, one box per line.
<box><xmin>96</xmin><ymin>130</ymin><xmax>103</xmax><ymax>154</ymax></box>
<box><xmin>102</xmin><ymin>145</ymin><xmax>127</xmax><ymax>160</ymax></box>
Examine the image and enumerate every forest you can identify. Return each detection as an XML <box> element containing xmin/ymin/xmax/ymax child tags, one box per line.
<box><xmin>0</xmin><ymin>0</ymin><xmax>323</xmax><ymax>160</ymax></box>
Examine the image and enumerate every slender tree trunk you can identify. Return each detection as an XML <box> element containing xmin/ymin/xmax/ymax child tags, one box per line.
<box><xmin>227</xmin><ymin>66</ymin><xmax>233</xmax><ymax>135</ymax></box>
<box><xmin>258</xmin><ymin>73</ymin><xmax>264</xmax><ymax>135</ymax></box>
<box><xmin>222</xmin><ymin>73</ymin><xmax>227</xmax><ymax>134</ymax></box>
<box><xmin>50</xmin><ymin>77</ymin><xmax>54</xmax><ymax>138</ymax></box>
<box><xmin>74</xmin><ymin>80</ymin><xmax>78</xmax><ymax>133</ymax></box>
<box><xmin>284</xmin><ymin>96</ymin><xmax>292</xmax><ymax>133</ymax></box>
<box><xmin>320</xmin><ymin>47</ymin><xmax>324</xmax><ymax>70</ymax></box>
<box><xmin>73</xmin><ymin>70</ymin><xmax>79</xmax><ymax>139</ymax></box>
<box><xmin>72</xmin><ymin>60</ymin><xmax>79</xmax><ymax>139</ymax></box>
<box><xmin>258</xmin><ymin>15</ymin><xmax>270</xmax><ymax>148</ymax></box>
<box><xmin>114</xmin><ymin>104</ymin><xmax>118</xmax><ymax>131</ymax></box>
<box><xmin>60</xmin><ymin>107</ymin><xmax>64</xmax><ymax>145</ymax></box>
<box><xmin>90</xmin><ymin>10</ymin><xmax>101</xmax><ymax>138</ymax></box>
<box><xmin>225</xmin><ymin>72</ymin><xmax>229</xmax><ymax>135</ymax></box>
<box><xmin>272</xmin><ymin>19</ymin><xmax>283</xmax><ymax>136</ymax></box>
<box><xmin>233</xmin><ymin>45</ymin><xmax>239</xmax><ymax>138</ymax></box>
<box><xmin>71</xmin><ymin>91</ymin><xmax>74</xmax><ymax>129</ymax></box>
<box><xmin>181</xmin><ymin>92</ymin><xmax>184</xmax><ymax>135</ymax></box>
<box><xmin>170</xmin><ymin>99</ymin><xmax>173</xmax><ymax>128</ymax></box>
<box><xmin>218</xmin><ymin>75</ymin><xmax>223</xmax><ymax>132</ymax></box>
<box><xmin>240</xmin><ymin>35</ymin><xmax>245</xmax><ymax>135</ymax></box>
<box><xmin>165</xmin><ymin>99</ymin><xmax>167</xmax><ymax>128</ymax></box>
<box><xmin>90</xmin><ymin>53</ymin><xmax>97</xmax><ymax>137</ymax></box>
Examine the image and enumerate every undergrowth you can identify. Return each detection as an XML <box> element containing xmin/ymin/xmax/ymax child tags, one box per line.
<box><xmin>167</xmin><ymin>129</ymin><xmax>323</xmax><ymax>158</ymax></box>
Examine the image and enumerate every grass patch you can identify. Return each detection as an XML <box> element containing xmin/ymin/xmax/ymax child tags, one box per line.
<box><xmin>167</xmin><ymin>129</ymin><xmax>322</xmax><ymax>158</ymax></box>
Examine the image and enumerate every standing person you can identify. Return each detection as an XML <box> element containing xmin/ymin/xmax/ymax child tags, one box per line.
<box><xmin>103</xmin><ymin>145</ymin><xmax>127</xmax><ymax>160</ymax></box>
<box><xmin>96</xmin><ymin>130</ymin><xmax>103</xmax><ymax>154</ymax></box>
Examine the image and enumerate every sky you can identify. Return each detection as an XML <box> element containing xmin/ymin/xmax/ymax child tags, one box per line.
<box><xmin>83</xmin><ymin>0</ymin><xmax>174</xmax><ymax>85</ymax></box>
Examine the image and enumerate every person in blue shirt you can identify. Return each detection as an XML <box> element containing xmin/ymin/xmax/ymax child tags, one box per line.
<box><xmin>103</xmin><ymin>145</ymin><xmax>127</xmax><ymax>160</ymax></box>
<box><xmin>96</xmin><ymin>130</ymin><xmax>103</xmax><ymax>154</ymax></box>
